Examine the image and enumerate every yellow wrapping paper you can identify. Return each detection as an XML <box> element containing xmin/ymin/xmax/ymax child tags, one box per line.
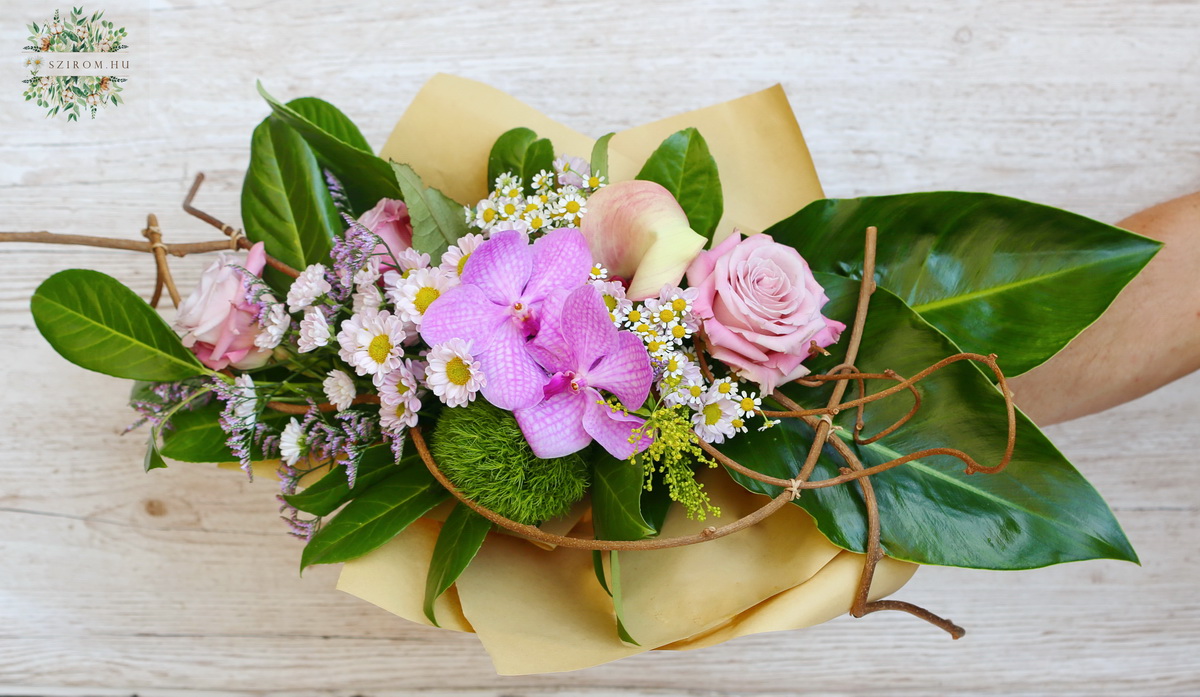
<box><xmin>338</xmin><ymin>74</ymin><xmax>918</xmax><ymax>674</ymax></box>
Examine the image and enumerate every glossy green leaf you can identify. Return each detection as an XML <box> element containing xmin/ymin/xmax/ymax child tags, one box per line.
<box><xmin>590</xmin><ymin>132</ymin><xmax>615</xmax><ymax>180</ymax></box>
<box><xmin>158</xmin><ymin>402</ymin><xmax>287</xmax><ymax>463</ymax></box>
<box><xmin>722</xmin><ymin>273</ymin><xmax>1137</xmax><ymax>570</ymax></box>
<box><xmin>487</xmin><ymin>127</ymin><xmax>553</xmax><ymax>196</ymax></box>
<box><xmin>391</xmin><ymin>162</ymin><xmax>469</xmax><ymax>262</ymax></box>
<box><xmin>592</xmin><ymin>551</ymin><xmax>611</xmax><ymax>595</ymax></box>
<box><xmin>144</xmin><ymin>439</ymin><xmax>167</xmax><ymax>471</ymax></box>
<box><xmin>31</xmin><ymin>270</ymin><xmax>207</xmax><ymax>382</ymax></box>
<box><xmin>635</xmin><ymin>128</ymin><xmax>723</xmax><ymax>240</ymax></box>
<box><xmin>423</xmin><ymin>503</ymin><xmax>492</xmax><ymax>626</ymax></box>
<box><xmin>256</xmin><ymin>83</ymin><xmax>400</xmax><ymax>214</ymax></box>
<box><xmin>300</xmin><ymin>463</ymin><xmax>448</xmax><ymax>570</ymax></box>
<box><xmin>285</xmin><ymin>443</ymin><xmax>411</xmax><ymax>517</ymax></box>
<box><xmin>241</xmin><ymin>116</ymin><xmax>339</xmax><ymax>285</ymax></box>
<box><xmin>610</xmin><ymin>551</ymin><xmax>639</xmax><ymax>645</ymax></box>
<box><xmin>591</xmin><ymin>451</ymin><xmax>657</xmax><ymax>541</ymax></box>
<box><xmin>766</xmin><ymin>193</ymin><xmax>1162</xmax><ymax>376</ymax></box>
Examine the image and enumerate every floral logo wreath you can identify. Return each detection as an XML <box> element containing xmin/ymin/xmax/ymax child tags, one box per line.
<box><xmin>22</xmin><ymin>7</ymin><xmax>128</xmax><ymax>121</ymax></box>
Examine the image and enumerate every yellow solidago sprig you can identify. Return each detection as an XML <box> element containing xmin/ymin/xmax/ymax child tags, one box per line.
<box><xmin>629</xmin><ymin>403</ymin><xmax>720</xmax><ymax>521</ymax></box>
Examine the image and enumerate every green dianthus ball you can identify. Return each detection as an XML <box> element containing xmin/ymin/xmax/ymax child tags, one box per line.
<box><xmin>429</xmin><ymin>400</ymin><xmax>588</xmax><ymax>525</ymax></box>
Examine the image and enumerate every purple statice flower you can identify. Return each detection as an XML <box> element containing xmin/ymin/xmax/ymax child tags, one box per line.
<box><xmin>328</xmin><ymin>213</ymin><xmax>381</xmax><ymax>300</ymax></box>
<box><xmin>301</xmin><ymin>405</ymin><xmax>377</xmax><ymax>489</ymax></box>
<box><xmin>516</xmin><ymin>284</ymin><xmax>653</xmax><ymax>459</ymax></box>
<box><xmin>125</xmin><ymin>380</ymin><xmax>212</xmax><ymax>434</ymax></box>
<box><xmin>211</xmin><ymin>374</ymin><xmax>258</xmax><ymax>480</ymax></box>
<box><xmin>324</xmin><ymin>169</ymin><xmax>353</xmax><ymax>218</ymax></box>
<box><xmin>419</xmin><ymin>228</ymin><xmax>593</xmax><ymax>410</ymax></box>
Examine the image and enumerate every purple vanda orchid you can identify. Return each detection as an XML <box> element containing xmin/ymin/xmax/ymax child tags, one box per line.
<box><xmin>515</xmin><ymin>284</ymin><xmax>654</xmax><ymax>460</ymax></box>
<box><xmin>419</xmin><ymin>228</ymin><xmax>593</xmax><ymax>410</ymax></box>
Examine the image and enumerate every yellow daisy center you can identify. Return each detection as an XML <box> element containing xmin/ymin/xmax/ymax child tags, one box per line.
<box><xmin>588</xmin><ymin>176</ymin><xmax>600</xmax><ymax>188</ymax></box>
<box><xmin>565</xmin><ymin>200</ymin><xmax>581</xmax><ymax>215</ymax></box>
<box><xmin>368</xmin><ymin>334</ymin><xmax>393</xmax><ymax>365</ymax></box>
<box><xmin>658</xmin><ymin>308</ymin><xmax>676</xmax><ymax>323</ymax></box>
<box><xmin>482</xmin><ymin>208</ymin><xmax>497</xmax><ymax>223</ymax></box>
<box><xmin>671</xmin><ymin>298</ymin><xmax>688</xmax><ymax>312</ymax></box>
<box><xmin>445</xmin><ymin>356</ymin><xmax>472</xmax><ymax>386</ymax></box>
<box><xmin>739</xmin><ymin>397</ymin><xmax>756</xmax><ymax>412</ymax></box>
<box><xmin>703</xmin><ymin>403</ymin><xmax>722</xmax><ymax>426</ymax></box>
<box><xmin>627</xmin><ymin>309</ymin><xmax>642</xmax><ymax>323</ymax></box>
<box><xmin>717</xmin><ymin>382</ymin><xmax>734</xmax><ymax>394</ymax></box>
<box><xmin>732</xmin><ymin>418</ymin><xmax>745</xmax><ymax>429</ymax></box>
<box><xmin>671</xmin><ymin>325</ymin><xmax>687</xmax><ymax>339</ymax></box>
<box><xmin>414</xmin><ymin>286</ymin><xmax>441</xmax><ymax>314</ymax></box>
<box><xmin>603</xmin><ymin>294</ymin><xmax>618</xmax><ymax>311</ymax></box>
<box><xmin>688</xmin><ymin>385</ymin><xmax>704</xmax><ymax>398</ymax></box>
<box><xmin>456</xmin><ymin>253</ymin><xmax>471</xmax><ymax>276</ymax></box>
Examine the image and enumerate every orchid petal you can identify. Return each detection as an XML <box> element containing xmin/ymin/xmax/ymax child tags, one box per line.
<box><xmin>582</xmin><ymin>390</ymin><xmax>649</xmax><ymax>460</ymax></box>
<box><xmin>526</xmin><ymin>288</ymin><xmax>573</xmax><ymax>374</ymax></box>
<box><xmin>514</xmin><ymin>390</ymin><xmax>591</xmax><ymax>458</ymax></box>
<box><xmin>586</xmin><ymin>331</ymin><xmax>652</xmax><ymax>410</ymax></box>
<box><xmin>460</xmin><ymin>229</ymin><xmax>531</xmax><ymax>304</ymax></box>
<box><xmin>419</xmin><ymin>284</ymin><xmax>508</xmax><ymax>349</ymax></box>
<box><xmin>478</xmin><ymin>319</ymin><xmax>549</xmax><ymax>410</ymax></box>
<box><xmin>560</xmin><ymin>285</ymin><xmax>615</xmax><ymax>373</ymax></box>
<box><xmin>522</xmin><ymin>228</ymin><xmax>593</xmax><ymax>302</ymax></box>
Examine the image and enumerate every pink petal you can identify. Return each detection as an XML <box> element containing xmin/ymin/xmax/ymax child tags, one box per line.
<box><xmin>478</xmin><ymin>319</ymin><xmax>549</xmax><ymax>411</ymax></box>
<box><xmin>522</xmin><ymin>228</ymin><xmax>593</xmax><ymax>302</ymax></box>
<box><xmin>685</xmin><ymin>232</ymin><xmax>741</xmax><ymax>286</ymax></box>
<box><xmin>514</xmin><ymin>389</ymin><xmax>591</xmax><ymax>458</ymax></box>
<box><xmin>245</xmin><ymin>242</ymin><xmax>267</xmax><ymax>277</ymax></box>
<box><xmin>560</xmin><ymin>285</ymin><xmax>615</xmax><ymax>373</ymax></box>
<box><xmin>586</xmin><ymin>331</ymin><xmax>652</xmax><ymax>410</ymax></box>
<box><xmin>460</xmin><ymin>230</ymin><xmax>531</xmax><ymax>303</ymax></box>
<box><xmin>419</xmin><ymin>284</ymin><xmax>508</xmax><ymax>349</ymax></box>
<box><xmin>526</xmin><ymin>289</ymin><xmax>573</xmax><ymax>373</ymax></box>
<box><xmin>582</xmin><ymin>390</ymin><xmax>650</xmax><ymax>460</ymax></box>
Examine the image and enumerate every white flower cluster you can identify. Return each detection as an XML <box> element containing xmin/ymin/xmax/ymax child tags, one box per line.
<box><xmin>591</xmin><ymin>271</ymin><xmax>769</xmax><ymax>445</ymax></box>
<box><xmin>465</xmin><ymin>156</ymin><xmax>606</xmax><ymax>237</ymax></box>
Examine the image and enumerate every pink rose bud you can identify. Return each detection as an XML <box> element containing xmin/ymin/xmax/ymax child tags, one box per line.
<box><xmin>685</xmin><ymin>232</ymin><xmax>845</xmax><ymax>393</ymax></box>
<box><xmin>580</xmin><ymin>180</ymin><xmax>708</xmax><ymax>301</ymax></box>
<box><xmin>358</xmin><ymin>198</ymin><xmax>413</xmax><ymax>271</ymax></box>
<box><xmin>175</xmin><ymin>242</ymin><xmax>273</xmax><ymax>370</ymax></box>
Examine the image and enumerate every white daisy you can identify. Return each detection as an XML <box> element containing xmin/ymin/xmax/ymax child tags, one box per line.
<box><xmin>591</xmin><ymin>279</ymin><xmax>632</xmax><ymax>325</ymax></box>
<box><xmin>297</xmin><ymin>307</ymin><xmax>331</xmax><ymax>353</ymax></box>
<box><xmin>735</xmin><ymin>391</ymin><xmax>763</xmax><ymax>418</ymax></box>
<box><xmin>438</xmin><ymin>233</ymin><xmax>485</xmax><ymax>277</ymax></box>
<box><xmin>254</xmin><ymin>300</ymin><xmax>290</xmax><ymax>350</ymax></box>
<box><xmin>494</xmin><ymin>173</ymin><xmax>522</xmax><ymax>199</ymax></box>
<box><xmin>584</xmin><ymin>173</ymin><xmax>607</xmax><ymax>190</ymax></box>
<box><xmin>286</xmin><ymin>264</ymin><xmax>331</xmax><ymax>312</ymax></box>
<box><xmin>279</xmin><ymin>418</ymin><xmax>307</xmax><ymax>465</ymax></box>
<box><xmin>378</xmin><ymin>360</ymin><xmax>423</xmax><ymax>408</ymax></box>
<box><xmin>474</xmin><ymin>198</ymin><xmax>500</xmax><ymax>230</ymax></box>
<box><xmin>662</xmin><ymin>376</ymin><xmax>707</xmax><ymax>409</ymax></box>
<box><xmin>495</xmin><ymin>196</ymin><xmax>524</xmax><ymax>221</ymax></box>
<box><xmin>555</xmin><ymin>191</ymin><xmax>588</xmax><ymax>226</ymax></box>
<box><xmin>709</xmin><ymin>377</ymin><xmax>740</xmax><ymax>400</ymax></box>
<box><xmin>353</xmin><ymin>256</ymin><xmax>381</xmax><ymax>286</ymax></box>
<box><xmin>426</xmin><ymin>339</ymin><xmax>486</xmax><ymax>408</ymax></box>
<box><xmin>232</xmin><ymin>374</ymin><xmax>257</xmax><ymax>425</ymax></box>
<box><xmin>589</xmin><ymin>264</ymin><xmax>609</xmax><ymax>281</ymax></box>
<box><xmin>531</xmin><ymin>169</ymin><xmax>554</xmax><ymax>193</ymax></box>
<box><xmin>336</xmin><ymin>309</ymin><xmax>409</xmax><ymax>384</ymax></box>
<box><xmin>389</xmin><ymin>267</ymin><xmax>458</xmax><ymax>327</ymax></box>
<box><xmin>379</xmin><ymin>396</ymin><xmax>420</xmax><ymax>433</ymax></box>
<box><xmin>692</xmin><ymin>390</ymin><xmax>738</xmax><ymax>444</ymax></box>
<box><xmin>392</xmin><ymin>248</ymin><xmax>431</xmax><ymax>275</ymax></box>
<box><xmin>322</xmin><ymin>369</ymin><xmax>356</xmax><ymax>412</ymax></box>
<box><xmin>352</xmin><ymin>283</ymin><xmax>383</xmax><ymax>315</ymax></box>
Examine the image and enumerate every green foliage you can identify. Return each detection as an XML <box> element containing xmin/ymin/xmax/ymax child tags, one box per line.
<box><xmin>242</xmin><ymin>115</ymin><xmax>339</xmax><ymax>289</ymax></box>
<box><xmin>157</xmin><ymin>401</ymin><xmax>287</xmax><ymax>463</ymax></box>
<box><xmin>257</xmin><ymin>84</ymin><xmax>401</xmax><ymax>214</ymax></box>
<box><xmin>767</xmin><ymin>192</ymin><xmax>1162</xmax><ymax>376</ymax></box>
<box><xmin>635</xmin><ymin>128</ymin><xmax>723</xmax><ymax>241</ymax></box>
<box><xmin>300</xmin><ymin>463</ymin><xmax>447</xmax><ymax>570</ymax></box>
<box><xmin>721</xmin><ymin>273</ymin><xmax>1138</xmax><ymax>570</ymax></box>
<box><xmin>284</xmin><ymin>443</ymin><xmax>410</xmax><ymax>517</ymax></box>
<box><xmin>487</xmin><ymin>127</ymin><xmax>554</xmax><ymax>196</ymax></box>
<box><xmin>31</xmin><ymin>270</ymin><xmax>207</xmax><ymax>382</ymax></box>
<box><xmin>591</xmin><ymin>449</ymin><xmax>658</xmax><ymax>541</ymax></box>
<box><xmin>429</xmin><ymin>400</ymin><xmax>588</xmax><ymax>525</ymax></box>
<box><xmin>391</xmin><ymin>162</ymin><xmax>470</xmax><ymax>263</ymax></box>
<box><xmin>590</xmin><ymin>132</ymin><xmax>615</xmax><ymax>180</ymax></box>
<box><xmin>629</xmin><ymin>405</ymin><xmax>719</xmax><ymax>521</ymax></box>
<box><xmin>423</xmin><ymin>503</ymin><xmax>491</xmax><ymax>626</ymax></box>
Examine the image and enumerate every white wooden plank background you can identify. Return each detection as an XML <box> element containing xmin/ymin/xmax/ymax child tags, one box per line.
<box><xmin>1</xmin><ymin>0</ymin><xmax>1198</xmax><ymax>694</ymax></box>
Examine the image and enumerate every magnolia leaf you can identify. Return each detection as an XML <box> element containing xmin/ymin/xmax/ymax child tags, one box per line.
<box><xmin>256</xmin><ymin>83</ymin><xmax>400</xmax><ymax>214</ymax></box>
<box><xmin>721</xmin><ymin>273</ymin><xmax>1137</xmax><ymax>570</ymax></box>
<box><xmin>487</xmin><ymin>127</ymin><xmax>554</xmax><ymax>196</ymax></box>
<box><xmin>31</xmin><ymin>270</ymin><xmax>207</xmax><ymax>382</ymax></box>
<box><xmin>591</xmin><ymin>451</ymin><xmax>657</xmax><ymax>541</ymax></box>
<box><xmin>300</xmin><ymin>464</ymin><xmax>447</xmax><ymax>570</ymax></box>
<box><xmin>423</xmin><ymin>503</ymin><xmax>491</xmax><ymax>626</ymax></box>
<box><xmin>590</xmin><ymin>132</ymin><xmax>615</xmax><ymax>181</ymax></box>
<box><xmin>766</xmin><ymin>193</ymin><xmax>1162</xmax><ymax>376</ymax></box>
<box><xmin>391</xmin><ymin>162</ymin><xmax>469</xmax><ymax>262</ymax></box>
<box><xmin>158</xmin><ymin>402</ymin><xmax>286</xmax><ymax>463</ymax></box>
<box><xmin>285</xmin><ymin>443</ymin><xmax>411</xmax><ymax>517</ymax></box>
<box><xmin>635</xmin><ymin>128</ymin><xmax>723</xmax><ymax>240</ymax></box>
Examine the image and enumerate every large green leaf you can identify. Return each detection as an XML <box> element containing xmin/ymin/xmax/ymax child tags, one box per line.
<box><xmin>721</xmin><ymin>273</ymin><xmax>1137</xmax><ymax>570</ymax></box>
<box><xmin>31</xmin><ymin>270</ymin><xmax>207</xmax><ymax>382</ymax></box>
<box><xmin>391</xmin><ymin>162</ymin><xmax>469</xmax><ymax>262</ymax></box>
<box><xmin>284</xmin><ymin>443</ymin><xmax>410</xmax><ymax>517</ymax></box>
<box><xmin>487</xmin><ymin>127</ymin><xmax>554</xmax><ymax>195</ymax></box>
<box><xmin>591</xmin><ymin>451</ymin><xmax>657</xmax><ymax>541</ymax></box>
<box><xmin>765</xmin><ymin>193</ymin><xmax>1162</xmax><ymax>376</ymax></box>
<box><xmin>158</xmin><ymin>401</ymin><xmax>287</xmax><ymax>463</ymax></box>
<box><xmin>635</xmin><ymin>128</ymin><xmax>723</xmax><ymax>241</ymax></box>
<box><xmin>241</xmin><ymin>115</ymin><xmax>339</xmax><ymax>282</ymax></box>
<box><xmin>300</xmin><ymin>463</ymin><xmax>448</xmax><ymax>570</ymax></box>
<box><xmin>423</xmin><ymin>503</ymin><xmax>491</xmax><ymax>626</ymax></box>
<box><xmin>256</xmin><ymin>83</ymin><xmax>400</xmax><ymax>214</ymax></box>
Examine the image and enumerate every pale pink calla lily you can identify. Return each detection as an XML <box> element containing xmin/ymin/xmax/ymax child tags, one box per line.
<box><xmin>419</xmin><ymin>228</ymin><xmax>593</xmax><ymax>410</ymax></box>
<box><xmin>515</xmin><ymin>284</ymin><xmax>653</xmax><ymax>459</ymax></box>
<box><xmin>579</xmin><ymin>180</ymin><xmax>708</xmax><ymax>301</ymax></box>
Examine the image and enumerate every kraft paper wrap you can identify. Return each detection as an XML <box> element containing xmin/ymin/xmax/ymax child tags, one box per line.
<box><xmin>334</xmin><ymin>74</ymin><xmax>918</xmax><ymax>674</ymax></box>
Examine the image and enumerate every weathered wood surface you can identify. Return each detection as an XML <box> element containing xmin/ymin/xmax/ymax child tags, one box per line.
<box><xmin>1</xmin><ymin>0</ymin><xmax>1198</xmax><ymax>694</ymax></box>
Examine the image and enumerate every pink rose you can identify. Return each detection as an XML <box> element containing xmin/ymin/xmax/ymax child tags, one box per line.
<box><xmin>358</xmin><ymin>198</ymin><xmax>413</xmax><ymax>270</ymax></box>
<box><xmin>685</xmin><ymin>232</ymin><xmax>845</xmax><ymax>393</ymax></box>
<box><xmin>175</xmin><ymin>242</ymin><xmax>272</xmax><ymax>371</ymax></box>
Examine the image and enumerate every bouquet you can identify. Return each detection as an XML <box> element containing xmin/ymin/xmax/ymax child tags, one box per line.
<box><xmin>21</xmin><ymin>75</ymin><xmax>1157</xmax><ymax>674</ymax></box>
